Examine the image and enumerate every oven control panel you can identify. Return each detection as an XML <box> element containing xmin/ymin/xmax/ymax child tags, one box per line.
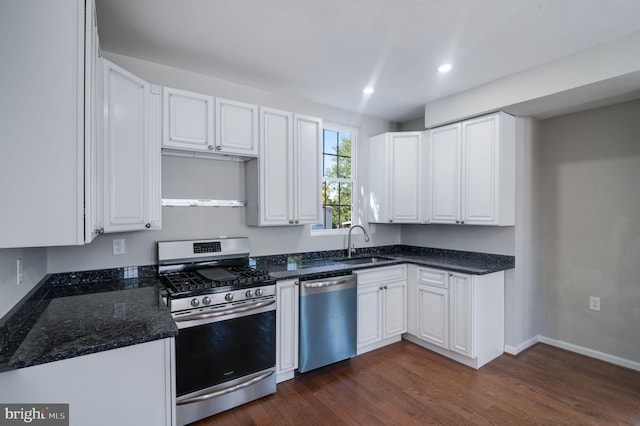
<box><xmin>169</xmin><ymin>285</ymin><xmax>276</xmax><ymax>313</ymax></box>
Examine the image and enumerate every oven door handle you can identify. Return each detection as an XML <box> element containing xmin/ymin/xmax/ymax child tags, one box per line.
<box><xmin>176</xmin><ymin>370</ymin><xmax>274</xmax><ymax>406</ymax></box>
<box><xmin>174</xmin><ymin>299</ymin><xmax>275</xmax><ymax>323</ymax></box>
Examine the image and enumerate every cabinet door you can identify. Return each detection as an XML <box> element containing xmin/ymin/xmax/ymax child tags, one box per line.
<box><xmin>215</xmin><ymin>98</ymin><xmax>258</xmax><ymax>156</ymax></box>
<box><xmin>102</xmin><ymin>59</ymin><xmax>151</xmax><ymax>232</ymax></box>
<box><xmin>84</xmin><ymin>0</ymin><xmax>103</xmax><ymax>242</ymax></box>
<box><xmin>390</xmin><ymin>133</ymin><xmax>422</xmax><ymax>223</ymax></box>
<box><xmin>294</xmin><ymin>114</ymin><xmax>322</xmax><ymax>224</ymax></box>
<box><xmin>462</xmin><ymin>114</ymin><xmax>499</xmax><ymax>225</ymax></box>
<box><xmin>430</xmin><ymin>123</ymin><xmax>461</xmax><ymax>224</ymax></box>
<box><xmin>383</xmin><ymin>280</ymin><xmax>407</xmax><ymax>338</ymax></box>
<box><xmin>162</xmin><ymin>87</ymin><xmax>214</xmax><ymax>152</ymax></box>
<box><xmin>417</xmin><ymin>284</ymin><xmax>449</xmax><ymax>348</ymax></box>
<box><xmin>367</xmin><ymin>133</ymin><xmax>390</xmax><ymax>223</ymax></box>
<box><xmin>0</xmin><ymin>0</ymin><xmax>85</xmax><ymax>247</ymax></box>
<box><xmin>449</xmin><ymin>273</ymin><xmax>474</xmax><ymax>358</ymax></box>
<box><xmin>357</xmin><ymin>284</ymin><xmax>383</xmax><ymax>348</ymax></box>
<box><xmin>259</xmin><ymin>107</ymin><xmax>293</xmax><ymax>225</ymax></box>
<box><xmin>276</xmin><ymin>279</ymin><xmax>299</xmax><ymax>379</ymax></box>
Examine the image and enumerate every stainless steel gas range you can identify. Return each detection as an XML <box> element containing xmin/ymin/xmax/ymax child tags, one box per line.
<box><xmin>157</xmin><ymin>238</ymin><xmax>276</xmax><ymax>426</ymax></box>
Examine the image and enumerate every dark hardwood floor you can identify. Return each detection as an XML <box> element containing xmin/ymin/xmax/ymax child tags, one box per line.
<box><xmin>193</xmin><ymin>341</ymin><xmax>640</xmax><ymax>425</ymax></box>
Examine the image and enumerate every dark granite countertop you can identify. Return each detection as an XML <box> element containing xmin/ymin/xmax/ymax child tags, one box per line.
<box><xmin>253</xmin><ymin>245</ymin><xmax>514</xmax><ymax>280</ymax></box>
<box><xmin>0</xmin><ymin>268</ymin><xmax>177</xmax><ymax>373</ymax></box>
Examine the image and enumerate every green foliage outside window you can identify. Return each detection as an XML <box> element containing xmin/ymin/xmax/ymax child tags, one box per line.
<box><xmin>322</xmin><ymin>130</ymin><xmax>353</xmax><ymax>229</ymax></box>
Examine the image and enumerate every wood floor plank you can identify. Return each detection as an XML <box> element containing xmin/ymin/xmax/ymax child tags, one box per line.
<box><xmin>192</xmin><ymin>341</ymin><xmax>640</xmax><ymax>425</ymax></box>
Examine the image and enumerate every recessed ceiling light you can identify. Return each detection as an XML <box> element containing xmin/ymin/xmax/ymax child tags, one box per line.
<box><xmin>438</xmin><ymin>64</ymin><xmax>452</xmax><ymax>73</ymax></box>
<box><xmin>363</xmin><ymin>87</ymin><xmax>374</xmax><ymax>95</ymax></box>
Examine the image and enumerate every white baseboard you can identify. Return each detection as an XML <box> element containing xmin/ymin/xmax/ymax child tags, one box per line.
<box><xmin>538</xmin><ymin>336</ymin><xmax>640</xmax><ymax>372</ymax></box>
<box><xmin>504</xmin><ymin>335</ymin><xmax>539</xmax><ymax>355</ymax></box>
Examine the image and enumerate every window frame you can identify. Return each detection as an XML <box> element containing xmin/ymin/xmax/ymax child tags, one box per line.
<box><xmin>311</xmin><ymin>122</ymin><xmax>358</xmax><ymax>236</ymax></box>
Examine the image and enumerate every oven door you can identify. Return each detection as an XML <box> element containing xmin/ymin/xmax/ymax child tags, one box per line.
<box><xmin>173</xmin><ymin>299</ymin><xmax>276</xmax><ymax>400</ymax></box>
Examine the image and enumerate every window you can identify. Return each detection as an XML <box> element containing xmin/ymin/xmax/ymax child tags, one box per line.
<box><xmin>313</xmin><ymin>123</ymin><xmax>357</xmax><ymax>232</ymax></box>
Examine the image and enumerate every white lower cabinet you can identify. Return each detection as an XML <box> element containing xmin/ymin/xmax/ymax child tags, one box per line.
<box><xmin>0</xmin><ymin>339</ymin><xmax>175</xmax><ymax>426</ymax></box>
<box><xmin>276</xmin><ymin>279</ymin><xmax>299</xmax><ymax>383</ymax></box>
<box><xmin>356</xmin><ymin>265</ymin><xmax>407</xmax><ymax>355</ymax></box>
<box><xmin>405</xmin><ymin>265</ymin><xmax>505</xmax><ymax>369</ymax></box>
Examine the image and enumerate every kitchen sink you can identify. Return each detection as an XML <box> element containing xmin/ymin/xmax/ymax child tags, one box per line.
<box><xmin>339</xmin><ymin>256</ymin><xmax>393</xmax><ymax>265</ymax></box>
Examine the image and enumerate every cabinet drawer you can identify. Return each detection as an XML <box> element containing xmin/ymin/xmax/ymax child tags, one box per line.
<box><xmin>356</xmin><ymin>265</ymin><xmax>406</xmax><ymax>285</ymax></box>
<box><xmin>416</xmin><ymin>267</ymin><xmax>449</xmax><ymax>288</ymax></box>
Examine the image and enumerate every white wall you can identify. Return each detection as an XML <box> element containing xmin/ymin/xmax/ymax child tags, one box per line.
<box><xmin>539</xmin><ymin>99</ymin><xmax>640</xmax><ymax>363</ymax></box>
<box><xmin>400</xmin><ymin>225</ymin><xmax>515</xmax><ymax>255</ymax></box>
<box><xmin>46</xmin><ymin>52</ymin><xmax>399</xmax><ymax>273</ymax></box>
<box><xmin>508</xmin><ymin>117</ymin><xmax>542</xmax><ymax>351</ymax></box>
<box><xmin>0</xmin><ymin>248</ymin><xmax>47</xmax><ymax>318</ymax></box>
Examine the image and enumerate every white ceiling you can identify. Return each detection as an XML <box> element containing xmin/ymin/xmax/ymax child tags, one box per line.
<box><xmin>95</xmin><ymin>0</ymin><xmax>640</xmax><ymax>123</ymax></box>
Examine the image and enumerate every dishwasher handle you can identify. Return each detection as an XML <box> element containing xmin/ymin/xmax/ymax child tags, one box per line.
<box><xmin>300</xmin><ymin>274</ymin><xmax>356</xmax><ymax>296</ymax></box>
<box><xmin>303</xmin><ymin>277</ymin><xmax>354</xmax><ymax>289</ymax></box>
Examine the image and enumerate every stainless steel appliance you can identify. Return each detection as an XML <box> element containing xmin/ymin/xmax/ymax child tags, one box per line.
<box><xmin>157</xmin><ymin>238</ymin><xmax>276</xmax><ymax>426</ymax></box>
<box><xmin>298</xmin><ymin>272</ymin><xmax>357</xmax><ymax>373</ymax></box>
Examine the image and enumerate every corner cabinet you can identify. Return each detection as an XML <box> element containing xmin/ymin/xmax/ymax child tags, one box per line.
<box><xmin>430</xmin><ymin>111</ymin><xmax>515</xmax><ymax>226</ymax></box>
<box><xmin>0</xmin><ymin>0</ymin><xmax>101</xmax><ymax>247</ymax></box>
<box><xmin>0</xmin><ymin>339</ymin><xmax>175</xmax><ymax>426</ymax></box>
<box><xmin>355</xmin><ymin>265</ymin><xmax>407</xmax><ymax>355</ymax></box>
<box><xmin>102</xmin><ymin>59</ymin><xmax>161</xmax><ymax>232</ymax></box>
<box><xmin>405</xmin><ymin>265</ymin><xmax>505</xmax><ymax>369</ymax></box>
<box><xmin>276</xmin><ymin>279</ymin><xmax>299</xmax><ymax>383</ymax></box>
<box><xmin>246</xmin><ymin>108</ymin><xmax>322</xmax><ymax>226</ymax></box>
<box><xmin>369</xmin><ymin>132</ymin><xmax>429</xmax><ymax>224</ymax></box>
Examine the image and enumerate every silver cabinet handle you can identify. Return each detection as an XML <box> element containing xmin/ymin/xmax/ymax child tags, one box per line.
<box><xmin>216</xmin><ymin>146</ymin><xmax>221</xmax><ymax>151</ymax></box>
<box><xmin>174</xmin><ymin>299</ymin><xmax>275</xmax><ymax>322</ymax></box>
<box><xmin>295</xmin><ymin>219</ymin><xmax>299</xmax><ymax>224</ymax></box>
<box><xmin>207</xmin><ymin>145</ymin><xmax>214</xmax><ymax>150</ymax></box>
<box><xmin>95</xmin><ymin>227</ymin><xmax>104</xmax><ymax>235</ymax></box>
<box><xmin>303</xmin><ymin>277</ymin><xmax>353</xmax><ymax>288</ymax></box>
<box><xmin>145</xmin><ymin>223</ymin><xmax>151</xmax><ymax>229</ymax></box>
<box><xmin>177</xmin><ymin>370</ymin><xmax>274</xmax><ymax>405</ymax></box>
<box><xmin>289</xmin><ymin>219</ymin><xmax>294</xmax><ymax>224</ymax></box>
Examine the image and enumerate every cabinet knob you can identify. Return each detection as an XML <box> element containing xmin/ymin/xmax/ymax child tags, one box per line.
<box><xmin>207</xmin><ymin>145</ymin><xmax>214</xmax><ymax>150</ymax></box>
<box><xmin>95</xmin><ymin>227</ymin><xmax>104</xmax><ymax>235</ymax></box>
<box><xmin>289</xmin><ymin>219</ymin><xmax>294</xmax><ymax>224</ymax></box>
<box><xmin>295</xmin><ymin>219</ymin><xmax>299</xmax><ymax>224</ymax></box>
<box><xmin>460</xmin><ymin>221</ymin><xmax>465</xmax><ymax>224</ymax></box>
<box><xmin>215</xmin><ymin>146</ymin><xmax>222</xmax><ymax>151</ymax></box>
<box><xmin>295</xmin><ymin>281</ymin><xmax>299</xmax><ymax>286</ymax></box>
<box><xmin>389</xmin><ymin>219</ymin><xmax>393</xmax><ymax>223</ymax></box>
<box><xmin>145</xmin><ymin>223</ymin><xmax>151</xmax><ymax>229</ymax></box>
<box><xmin>379</xmin><ymin>286</ymin><xmax>383</xmax><ymax>291</ymax></box>
<box><xmin>455</xmin><ymin>220</ymin><xmax>459</xmax><ymax>224</ymax></box>
<box><xmin>384</xmin><ymin>285</ymin><xmax>388</xmax><ymax>290</ymax></box>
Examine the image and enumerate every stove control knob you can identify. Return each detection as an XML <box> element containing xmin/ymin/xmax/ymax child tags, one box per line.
<box><xmin>225</xmin><ymin>293</ymin><xmax>234</xmax><ymax>302</ymax></box>
<box><xmin>190</xmin><ymin>298</ymin><xmax>200</xmax><ymax>307</ymax></box>
<box><xmin>255</xmin><ymin>288</ymin><xmax>263</xmax><ymax>297</ymax></box>
<box><xmin>246</xmin><ymin>290</ymin><xmax>253</xmax><ymax>298</ymax></box>
<box><xmin>202</xmin><ymin>296</ymin><xmax>211</xmax><ymax>306</ymax></box>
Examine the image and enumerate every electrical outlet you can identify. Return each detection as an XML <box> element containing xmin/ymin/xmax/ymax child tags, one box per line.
<box><xmin>589</xmin><ymin>296</ymin><xmax>601</xmax><ymax>312</ymax></box>
<box><xmin>112</xmin><ymin>238</ymin><xmax>126</xmax><ymax>255</ymax></box>
<box><xmin>16</xmin><ymin>258</ymin><xmax>24</xmax><ymax>286</ymax></box>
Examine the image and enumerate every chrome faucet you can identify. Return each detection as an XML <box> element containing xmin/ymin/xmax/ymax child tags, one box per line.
<box><xmin>347</xmin><ymin>225</ymin><xmax>370</xmax><ymax>258</ymax></box>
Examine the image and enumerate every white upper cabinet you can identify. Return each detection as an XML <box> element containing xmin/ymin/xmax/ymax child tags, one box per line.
<box><xmin>162</xmin><ymin>87</ymin><xmax>214</xmax><ymax>152</ymax></box>
<box><xmin>246</xmin><ymin>107</ymin><xmax>321</xmax><ymax>226</ymax></box>
<box><xmin>215</xmin><ymin>98</ymin><xmax>258</xmax><ymax>156</ymax></box>
<box><xmin>369</xmin><ymin>132</ymin><xmax>428</xmax><ymax>224</ymax></box>
<box><xmin>102</xmin><ymin>59</ymin><xmax>161</xmax><ymax>233</ymax></box>
<box><xmin>430</xmin><ymin>112</ymin><xmax>515</xmax><ymax>226</ymax></box>
<box><xmin>0</xmin><ymin>0</ymin><xmax>98</xmax><ymax>248</ymax></box>
<box><xmin>430</xmin><ymin>123</ymin><xmax>461</xmax><ymax>223</ymax></box>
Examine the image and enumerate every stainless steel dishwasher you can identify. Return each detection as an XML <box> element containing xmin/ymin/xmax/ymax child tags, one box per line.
<box><xmin>298</xmin><ymin>272</ymin><xmax>357</xmax><ymax>373</ymax></box>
